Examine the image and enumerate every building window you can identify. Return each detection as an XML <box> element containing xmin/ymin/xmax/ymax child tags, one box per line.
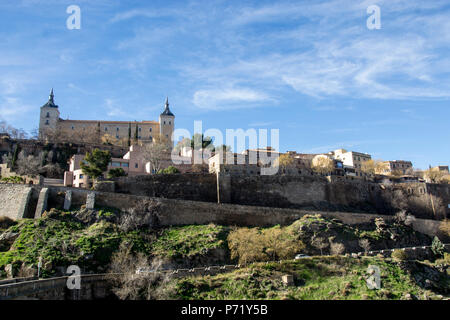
<box><xmin>135</xmin><ymin>163</ymin><xmax>138</xmax><ymax>168</ymax></box>
<box><xmin>79</xmin><ymin>174</ymin><xmax>84</xmax><ymax>179</ymax></box>
<box><xmin>45</xmin><ymin>120</ymin><xmax>49</xmax><ymax>125</ymax></box>
<box><xmin>138</xmin><ymin>127</ymin><xmax>141</xmax><ymax>132</ymax></box>
<box><xmin>149</xmin><ymin>128</ymin><xmax>152</xmax><ymax>132</ymax></box>
<box><xmin>72</xmin><ymin>126</ymin><xmax>74</xmax><ymax>130</ymax></box>
<box><xmin>164</xmin><ymin>121</ymin><xmax>166</xmax><ymax>125</ymax></box>
<box><xmin>122</xmin><ymin>163</ymin><xmax>129</xmax><ymax>168</ymax></box>
<box><xmin>169</xmin><ymin>121</ymin><xmax>171</xmax><ymax>125</ymax></box>
<box><xmin>116</xmin><ymin>135</ymin><xmax>120</xmax><ymax>139</ymax></box>
<box><xmin>116</xmin><ymin>127</ymin><xmax>119</xmax><ymax>131</ymax></box>
<box><xmin>105</xmin><ymin>127</ymin><xmax>108</xmax><ymax>131</ymax></box>
<box><xmin>46</xmin><ymin>112</ymin><xmax>50</xmax><ymax>118</ymax></box>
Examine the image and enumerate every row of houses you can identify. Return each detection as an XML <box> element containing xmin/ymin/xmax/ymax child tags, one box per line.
<box><xmin>63</xmin><ymin>144</ymin><xmax>449</xmax><ymax>188</ymax></box>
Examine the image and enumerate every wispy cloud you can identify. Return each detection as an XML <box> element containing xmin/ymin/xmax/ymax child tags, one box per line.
<box><xmin>193</xmin><ymin>88</ymin><xmax>273</xmax><ymax>110</ymax></box>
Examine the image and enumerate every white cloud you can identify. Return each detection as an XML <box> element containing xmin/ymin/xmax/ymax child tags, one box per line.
<box><xmin>193</xmin><ymin>88</ymin><xmax>273</xmax><ymax>110</ymax></box>
<box><xmin>0</xmin><ymin>96</ymin><xmax>34</xmax><ymax>121</ymax></box>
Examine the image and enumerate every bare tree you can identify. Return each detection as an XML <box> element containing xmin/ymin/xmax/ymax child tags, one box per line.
<box><xmin>330</xmin><ymin>242</ymin><xmax>345</xmax><ymax>255</ymax></box>
<box><xmin>16</xmin><ymin>151</ymin><xmax>41</xmax><ymax>176</ymax></box>
<box><xmin>358</xmin><ymin>239</ymin><xmax>371</xmax><ymax>254</ymax></box>
<box><xmin>141</xmin><ymin>142</ymin><xmax>170</xmax><ymax>173</ymax></box>
<box><xmin>311</xmin><ymin>236</ymin><xmax>329</xmax><ymax>255</ymax></box>
<box><xmin>311</xmin><ymin>156</ymin><xmax>334</xmax><ymax>175</ymax></box>
<box><xmin>108</xmin><ymin>244</ymin><xmax>174</xmax><ymax>300</ymax></box>
<box><xmin>361</xmin><ymin>159</ymin><xmax>385</xmax><ymax>176</ymax></box>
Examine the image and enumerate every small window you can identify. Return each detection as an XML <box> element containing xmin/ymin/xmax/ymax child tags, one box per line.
<box><xmin>71</xmin><ymin>126</ymin><xmax>74</xmax><ymax>130</ymax></box>
<box><xmin>105</xmin><ymin>127</ymin><xmax>108</xmax><ymax>131</ymax></box>
<box><xmin>79</xmin><ymin>174</ymin><xmax>84</xmax><ymax>179</ymax></box>
<box><xmin>45</xmin><ymin>120</ymin><xmax>49</xmax><ymax>125</ymax></box>
<box><xmin>46</xmin><ymin>112</ymin><xmax>50</xmax><ymax>118</ymax></box>
<box><xmin>135</xmin><ymin>163</ymin><xmax>138</xmax><ymax>168</ymax></box>
<box><xmin>139</xmin><ymin>127</ymin><xmax>141</xmax><ymax>132</ymax></box>
<box><xmin>149</xmin><ymin>128</ymin><xmax>152</xmax><ymax>132</ymax></box>
<box><xmin>169</xmin><ymin>121</ymin><xmax>171</xmax><ymax>125</ymax></box>
<box><xmin>116</xmin><ymin>127</ymin><xmax>119</xmax><ymax>131</ymax></box>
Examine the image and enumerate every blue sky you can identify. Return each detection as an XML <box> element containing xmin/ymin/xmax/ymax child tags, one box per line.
<box><xmin>0</xmin><ymin>0</ymin><xmax>449</xmax><ymax>169</ymax></box>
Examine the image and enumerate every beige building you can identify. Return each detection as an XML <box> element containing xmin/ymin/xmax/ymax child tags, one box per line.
<box><xmin>329</xmin><ymin>149</ymin><xmax>372</xmax><ymax>177</ymax></box>
<box><xmin>376</xmin><ymin>160</ymin><xmax>413</xmax><ymax>176</ymax></box>
<box><xmin>39</xmin><ymin>89</ymin><xmax>175</xmax><ymax>148</ymax></box>
<box><xmin>208</xmin><ymin>152</ymin><xmax>261</xmax><ymax>175</ymax></box>
<box><xmin>432</xmin><ymin>165</ymin><xmax>449</xmax><ymax>174</ymax></box>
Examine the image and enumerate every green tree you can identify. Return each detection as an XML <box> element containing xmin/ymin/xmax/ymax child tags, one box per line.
<box><xmin>80</xmin><ymin>149</ymin><xmax>112</xmax><ymax>180</ymax></box>
<box><xmin>107</xmin><ymin>167</ymin><xmax>127</xmax><ymax>179</ymax></box>
<box><xmin>190</xmin><ymin>133</ymin><xmax>213</xmax><ymax>150</ymax></box>
<box><xmin>431</xmin><ymin>236</ymin><xmax>445</xmax><ymax>257</ymax></box>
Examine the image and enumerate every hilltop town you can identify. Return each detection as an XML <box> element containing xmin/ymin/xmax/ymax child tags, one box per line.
<box><xmin>0</xmin><ymin>90</ymin><xmax>449</xmax><ymax>301</ymax></box>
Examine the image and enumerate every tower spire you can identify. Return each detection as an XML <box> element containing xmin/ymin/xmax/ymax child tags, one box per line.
<box><xmin>49</xmin><ymin>88</ymin><xmax>54</xmax><ymax>103</ymax></box>
<box><xmin>160</xmin><ymin>96</ymin><xmax>174</xmax><ymax>116</ymax></box>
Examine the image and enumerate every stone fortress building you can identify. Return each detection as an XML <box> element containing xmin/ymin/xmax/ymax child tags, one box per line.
<box><xmin>38</xmin><ymin>89</ymin><xmax>175</xmax><ymax>147</ymax></box>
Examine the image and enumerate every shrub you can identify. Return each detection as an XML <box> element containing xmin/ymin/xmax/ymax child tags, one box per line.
<box><xmin>439</xmin><ymin>219</ymin><xmax>450</xmax><ymax>238</ymax></box>
<box><xmin>391</xmin><ymin>249</ymin><xmax>408</xmax><ymax>261</ymax></box>
<box><xmin>107</xmin><ymin>168</ymin><xmax>127</xmax><ymax>179</ymax></box>
<box><xmin>1</xmin><ymin>176</ymin><xmax>25</xmax><ymax>184</ymax></box>
<box><xmin>227</xmin><ymin>226</ymin><xmax>305</xmax><ymax>264</ymax></box>
<box><xmin>435</xmin><ymin>252</ymin><xmax>450</xmax><ymax>265</ymax></box>
<box><xmin>158</xmin><ymin>166</ymin><xmax>180</xmax><ymax>174</ymax></box>
<box><xmin>431</xmin><ymin>236</ymin><xmax>445</xmax><ymax>257</ymax></box>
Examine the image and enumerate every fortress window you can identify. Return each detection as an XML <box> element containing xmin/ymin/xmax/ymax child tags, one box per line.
<box><xmin>46</xmin><ymin>112</ymin><xmax>50</xmax><ymax>118</ymax></box>
<box><xmin>169</xmin><ymin>121</ymin><xmax>171</xmax><ymax>125</ymax></box>
<box><xmin>135</xmin><ymin>163</ymin><xmax>138</xmax><ymax>168</ymax></box>
<box><xmin>149</xmin><ymin>128</ymin><xmax>152</xmax><ymax>132</ymax></box>
<box><xmin>139</xmin><ymin>127</ymin><xmax>141</xmax><ymax>132</ymax></box>
<box><xmin>45</xmin><ymin>120</ymin><xmax>49</xmax><ymax>125</ymax></box>
<box><xmin>72</xmin><ymin>126</ymin><xmax>74</xmax><ymax>130</ymax></box>
<box><xmin>105</xmin><ymin>127</ymin><xmax>108</xmax><ymax>131</ymax></box>
<box><xmin>116</xmin><ymin>127</ymin><xmax>119</xmax><ymax>131</ymax></box>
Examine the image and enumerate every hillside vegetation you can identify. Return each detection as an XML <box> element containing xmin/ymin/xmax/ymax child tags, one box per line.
<box><xmin>0</xmin><ymin>209</ymin><xmax>448</xmax><ymax>300</ymax></box>
<box><xmin>173</xmin><ymin>256</ymin><xmax>449</xmax><ymax>300</ymax></box>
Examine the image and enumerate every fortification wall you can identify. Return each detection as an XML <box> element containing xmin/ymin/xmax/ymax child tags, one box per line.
<box><xmin>45</xmin><ymin>186</ymin><xmax>395</xmax><ymax>227</ymax></box>
<box><xmin>0</xmin><ymin>184</ymin><xmax>447</xmax><ymax>240</ymax></box>
<box><xmin>0</xmin><ymin>184</ymin><xmax>39</xmax><ymax>220</ymax></box>
<box><xmin>114</xmin><ymin>173</ymin><xmax>217</xmax><ymax>202</ymax></box>
<box><xmin>110</xmin><ymin>174</ymin><xmax>450</xmax><ymax>220</ymax></box>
